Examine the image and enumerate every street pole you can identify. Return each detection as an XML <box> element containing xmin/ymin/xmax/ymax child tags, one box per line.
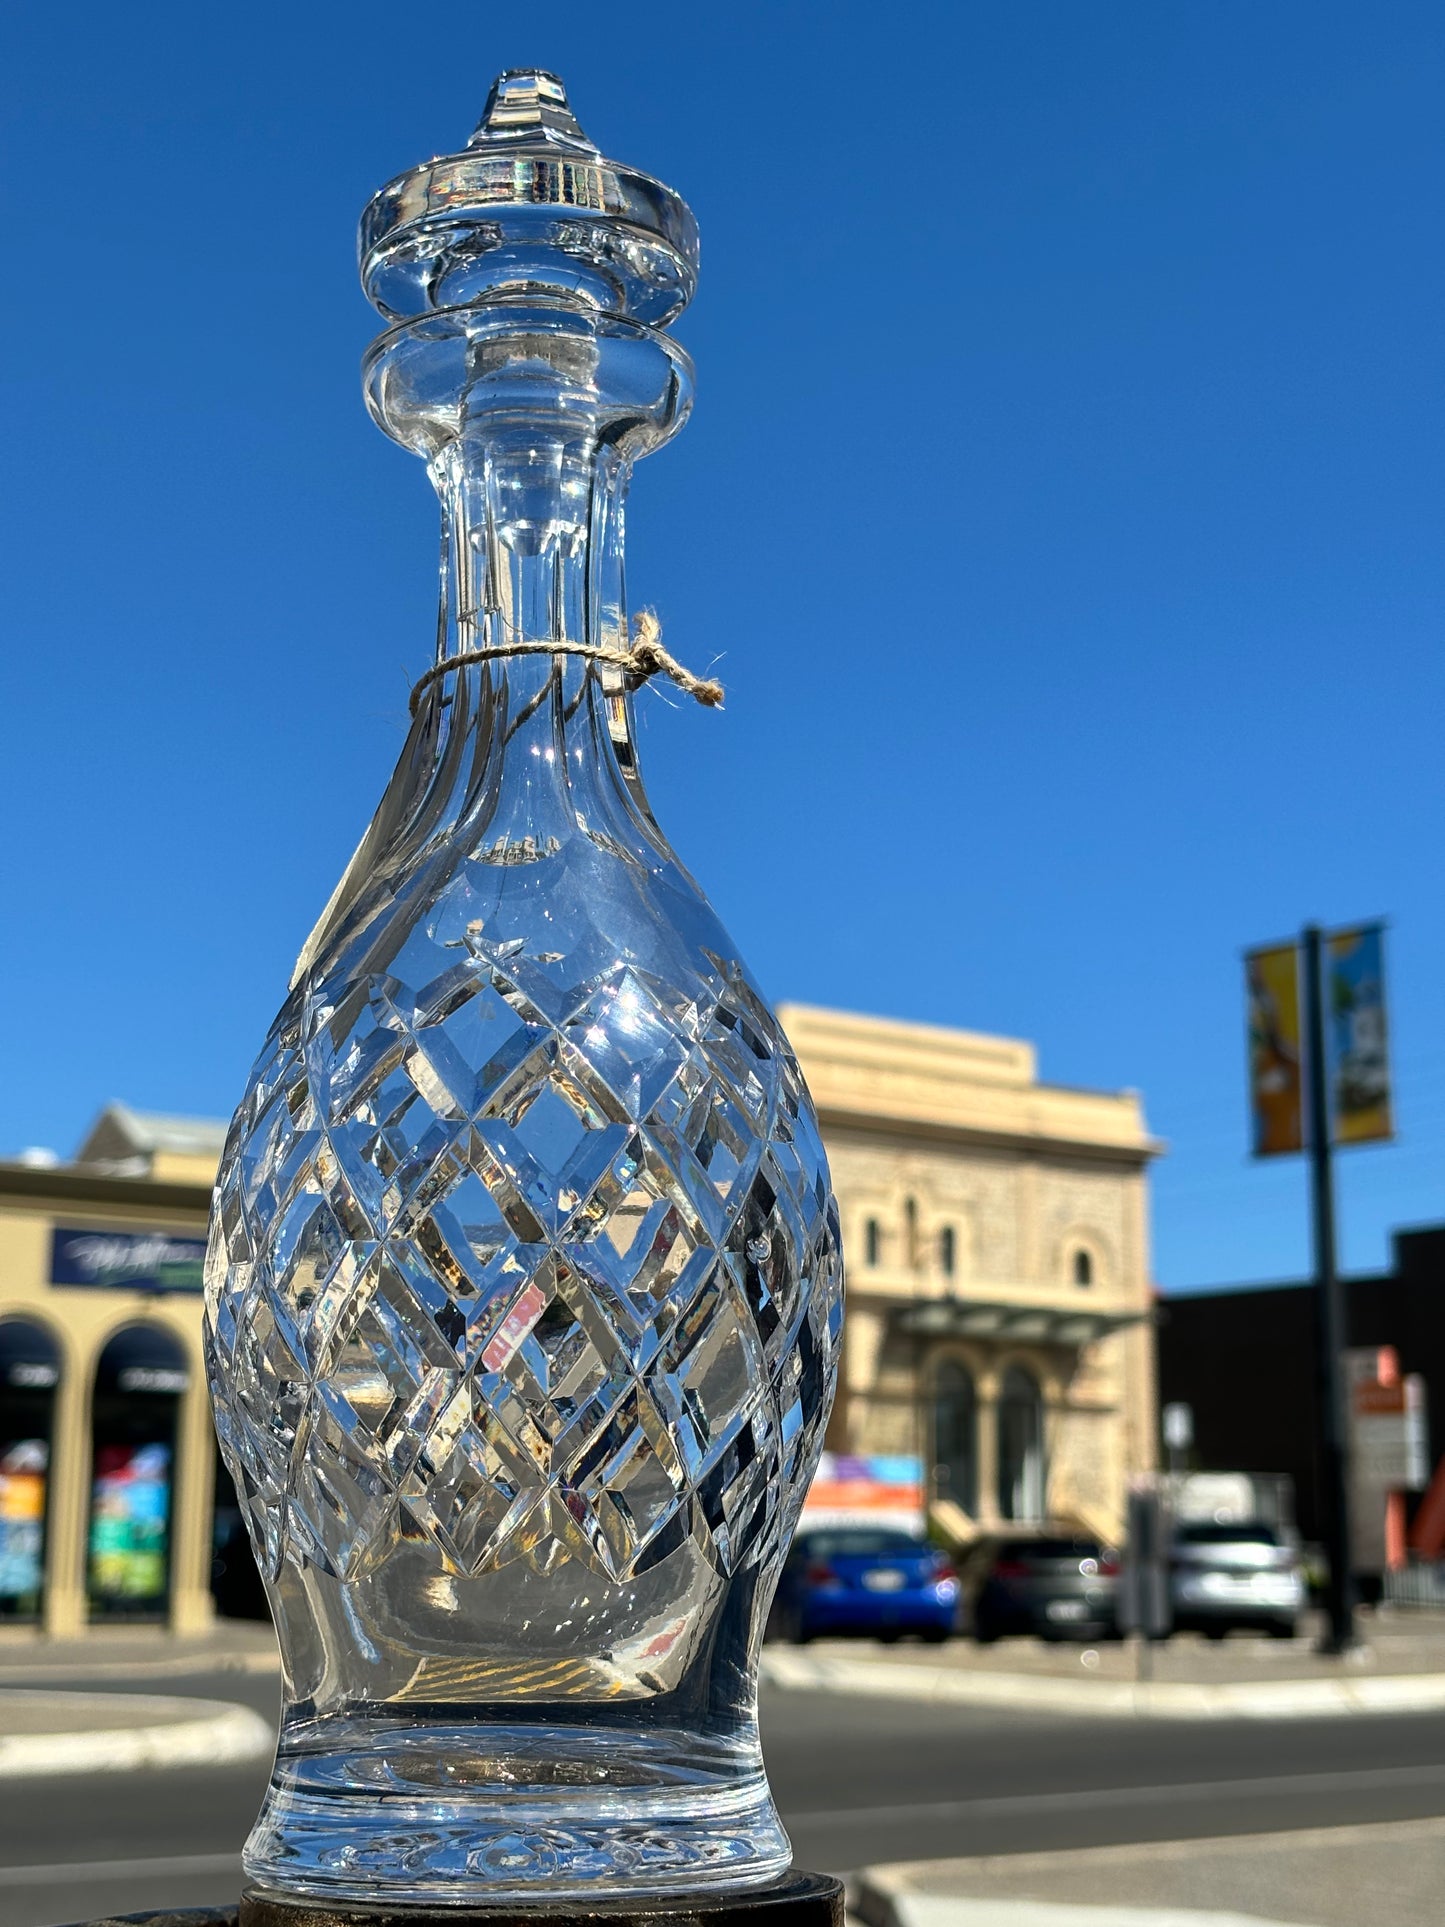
<box><xmin>1302</xmin><ymin>922</ymin><xmax>1356</xmax><ymax>1653</ymax></box>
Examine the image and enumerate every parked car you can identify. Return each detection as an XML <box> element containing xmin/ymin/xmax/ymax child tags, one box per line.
<box><xmin>773</xmin><ymin>1526</ymin><xmax>960</xmax><ymax>1643</ymax></box>
<box><xmin>1169</xmin><ymin>1518</ymin><xmax>1304</xmax><ymax>1639</ymax></box>
<box><xmin>972</xmin><ymin>1534</ymin><xmax>1120</xmax><ymax>1642</ymax></box>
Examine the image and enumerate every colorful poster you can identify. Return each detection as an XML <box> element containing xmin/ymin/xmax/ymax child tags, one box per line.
<box><xmin>88</xmin><ymin>1443</ymin><xmax>171</xmax><ymax>1600</ymax></box>
<box><xmin>803</xmin><ymin>1453</ymin><xmax>925</xmax><ymax>1529</ymax></box>
<box><xmin>0</xmin><ymin>1441</ymin><xmax>48</xmax><ymax>1605</ymax></box>
<box><xmin>1246</xmin><ymin>942</ymin><xmax>1304</xmax><ymax>1156</ymax></box>
<box><xmin>1328</xmin><ymin>923</ymin><xmax>1393</xmax><ymax>1145</ymax></box>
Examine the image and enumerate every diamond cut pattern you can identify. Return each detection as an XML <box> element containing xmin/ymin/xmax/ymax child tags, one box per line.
<box><xmin>207</xmin><ymin>903</ymin><xmax>842</xmax><ymax>1587</ymax></box>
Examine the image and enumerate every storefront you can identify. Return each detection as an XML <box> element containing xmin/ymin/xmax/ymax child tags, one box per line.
<box><xmin>0</xmin><ymin>1109</ymin><xmax>222</xmax><ymax>1638</ymax></box>
<box><xmin>87</xmin><ymin>1323</ymin><xmax>190</xmax><ymax>1620</ymax></box>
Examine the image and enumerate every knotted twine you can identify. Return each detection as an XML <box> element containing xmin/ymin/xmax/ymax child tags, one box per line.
<box><xmin>408</xmin><ymin>610</ymin><xmax>724</xmax><ymax>718</ymax></box>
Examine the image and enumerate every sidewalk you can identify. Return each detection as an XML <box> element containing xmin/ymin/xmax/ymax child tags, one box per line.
<box><xmin>0</xmin><ymin>1620</ymin><xmax>279</xmax><ymax>1683</ymax></box>
<box><xmin>853</xmin><ymin>1815</ymin><xmax>1445</xmax><ymax>1927</ymax></box>
<box><xmin>764</xmin><ymin>1607</ymin><xmax>1445</xmax><ymax>1719</ymax></box>
<box><xmin>0</xmin><ymin>1689</ymin><xmax>273</xmax><ymax>1778</ymax></box>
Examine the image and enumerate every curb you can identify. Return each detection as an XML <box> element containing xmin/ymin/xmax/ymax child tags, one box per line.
<box><xmin>0</xmin><ymin>1647</ymin><xmax>281</xmax><ymax>1685</ymax></box>
<box><xmin>855</xmin><ymin>1868</ymin><xmax>1307</xmax><ymax>1926</ymax></box>
<box><xmin>761</xmin><ymin>1650</ymin><xmax>1445</xmax><ymax>1721</ymax></box>
<box><xmin>0</xmin><ymin>1693</ymin><xmax>275</xmax><ymax>1779</ymax></box>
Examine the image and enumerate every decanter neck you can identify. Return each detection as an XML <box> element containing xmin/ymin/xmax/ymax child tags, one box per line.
<box><xmin>426</xmin><ymin>411</ymin><xmax>642</xmax><ymax>853</ymax></box>
<box><xmin>292</xmin><ymin>75</ymin><xmax>701</xmax><ymax>986</ymax></box>
<box><xmin>362</xmin><ymin>301</ymin><xmax>693</xmax><ymax>841</ymax></box>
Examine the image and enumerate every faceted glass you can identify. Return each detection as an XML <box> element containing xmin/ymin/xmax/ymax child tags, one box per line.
<box><xmin>204</xmin><ymin>71</ymin><xmax>843</xmax><ymax>1906</ymax></box>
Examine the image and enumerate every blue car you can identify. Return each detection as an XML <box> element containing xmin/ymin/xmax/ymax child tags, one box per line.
<box><xmin>772</xmin><ymin>1526</ymin><xmax>960</xmax><ymax>1643</ymax></box>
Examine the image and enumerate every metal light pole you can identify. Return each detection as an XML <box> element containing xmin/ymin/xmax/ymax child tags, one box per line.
<box><xmin>1302</xmin><ymin>923</ymin><xmax>1357</xmax><ymax>1653</ymax></box>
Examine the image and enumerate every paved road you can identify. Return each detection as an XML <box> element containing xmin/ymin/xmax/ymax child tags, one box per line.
<box><xmin>4</xmin><ymin>1667</ymin><xmax>1445</xmax><ymax>1927</ymax></box>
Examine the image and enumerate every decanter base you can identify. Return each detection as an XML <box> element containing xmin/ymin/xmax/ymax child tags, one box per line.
<box><xmin>244</xmin><ymin>1721</ymin><xmax>792</xmax><ymax>1905</ymax></box>
<box><xmin>237</xmin><ymin>1871</ymin><xmax>844</xmax><ymax>1927</ymax></box>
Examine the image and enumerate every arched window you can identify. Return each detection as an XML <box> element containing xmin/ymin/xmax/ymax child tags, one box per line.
<box><xmin>997</xmin><ymin>1365</ymin><xmax>1045</xmax><ymax>1522</ymax></box>
<box><xmin>939</xmin><ymin>1225</ymin><xmax>956</xmax><ymax>1280</ymax></box>
<box><xmin>933</xmin><ymin>1359</ymin><xmax>978</xmax><ymax>1516</ymax></box>
<box><xmin>1073</xmin><ymin>1248</ymin><xmax>1093</xmax><ymax>1288</ymax></box>
<box><xmin>864</xmin><ymin>1218</ymin><xmax>881</xmax><ymax>1267</ymax></box>
<box><xmin>89</xmin><ymin>1325</ymin><xmax>189</xmax><ymax>1622</ymax></box>
<box><xmin>0</xmin><ymin>1319</ymin><xmax>62</xmax><ymax>1623</ymax></box>
<box><xmin>903</xmin><ymin>1196</ymin><xmax>918</xmax><ymax>1269</ymax></box>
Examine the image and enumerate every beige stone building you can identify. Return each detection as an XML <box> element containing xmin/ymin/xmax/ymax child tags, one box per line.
<box><xmin>0</xmin><ymin>1007</ymin><xmax>1157</xmax><ymax>1637</ymax></box>
<box><xmin>782</xmin><ymin>1005</ymin><xmax>1160</xmax><ymax>1544</ymax></box>
<box><xmin>0</xmin><ymin>1108</ymin><xmax>221</xmax><ymax>1638</ymax></box>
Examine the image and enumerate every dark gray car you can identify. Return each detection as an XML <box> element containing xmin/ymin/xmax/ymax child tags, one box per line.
<box><xmin>972</xmin><ymin>1535</ymin><xmax>1120</xmax><ymax>1642</ymax></box>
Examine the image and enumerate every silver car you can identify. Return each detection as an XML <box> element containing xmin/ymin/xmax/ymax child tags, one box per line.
<box><xmin>1170</xmin><ymin>1519</ymin><xmax>1304</xmax><ymax>1639</ymax></box>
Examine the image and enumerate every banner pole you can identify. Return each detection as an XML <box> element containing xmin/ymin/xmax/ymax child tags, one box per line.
<box><xmin>1303</xmin><ymin>922</ymin><xmax>1356</xmax><ymax>1653</ymax></box>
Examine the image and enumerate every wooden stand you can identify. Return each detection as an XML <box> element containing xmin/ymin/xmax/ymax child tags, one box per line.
<box><xmin>238</xmin><ymin>1874</ymin><xmax>843</xmax><ymax>1927</ymax></box>
<box><xmin>64</xmin><ymin>1874</ymin><xmax>844</xmax><ymax>1927</ymax></box>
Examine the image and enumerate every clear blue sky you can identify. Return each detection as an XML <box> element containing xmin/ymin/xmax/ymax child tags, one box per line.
<box><xmin>2</xmin><ymin>4</ymin><xmax>1442</xmax><ymax>1292</ymax></box>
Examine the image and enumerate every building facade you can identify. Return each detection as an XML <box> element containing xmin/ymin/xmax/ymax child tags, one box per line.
<box><xmin>782</xmin><ymin>1005</ymin><xmax>1160</xmax><ymax>1544</ymax></box>
<box><xmin>0</xmin><ymin>1109</ymin><xmax>221</xmax><ymax>1637</ymax></box>
<box><xmin>0</xmin><ymin>1008</ymin><xmax>1160</xmax><ymax>1635</ymax></box>
<box><xmin>1158</xmin><ymin>1223</ymin><xmax>1445</xmax><ymax>1551</ymax></box>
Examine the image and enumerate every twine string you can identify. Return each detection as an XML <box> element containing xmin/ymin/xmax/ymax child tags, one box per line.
<box><xmin>408</xmin><ymin>611</ymin><xmax>723</xmax><ymax>718</ymax></box>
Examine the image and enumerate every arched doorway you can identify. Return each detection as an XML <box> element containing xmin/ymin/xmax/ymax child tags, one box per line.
<box><xmin>932</xmin><ymin>1358</ymin><xmax>978</xmax><ymax>1517</ymax></box>
<box><xmin>997</xmin><ymin>1365</ymin><xmax>1045</xmax><ymax>1522</ymax></box>
<box><xmin>0</xmin><ymin>1319</ymin><xmax>61</xmax><ymax>1622</ymax></box>
<box><xmin>88</xmin><ymin>1325</ymin><xmax>188</xmax><ymax>1621</ymax></box>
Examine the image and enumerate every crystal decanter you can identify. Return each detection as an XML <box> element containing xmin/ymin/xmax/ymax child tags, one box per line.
<box><xmin>204</xmin><ymin>70</ymin><xmax>843</xmax><ymax>1905</ymax></box>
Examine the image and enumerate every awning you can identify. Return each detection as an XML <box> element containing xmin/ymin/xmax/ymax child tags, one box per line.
<box><xmin>892</xmin><ymin>1297</ymin><xmax>1149</xmax><ymax>1347</ymax></box>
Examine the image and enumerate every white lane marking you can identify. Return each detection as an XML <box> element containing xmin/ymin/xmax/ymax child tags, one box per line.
<box><xmin>0</xmin><ymin>1852</ymin><xmax>242</xmax><ymax>1888</ymax></box>
<box><xmin>786</xmin><ymin>1758</ymin><xmax>1445</xmax><ymax>1826</ymax></box>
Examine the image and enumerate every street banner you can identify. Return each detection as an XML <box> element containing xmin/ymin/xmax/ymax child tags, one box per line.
<box><xmin>1327</xmin><ymin>923</ymin><xmax>1393</xmax><ymax>1144</ymax></box>
<box><xmin>1246</xmin><ymin>942</ymin><xmax>1304</xmax><ymax>1156</ymax></box>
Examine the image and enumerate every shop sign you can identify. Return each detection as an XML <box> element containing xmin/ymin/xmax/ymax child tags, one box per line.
<box><xmin>4</xmin><ymin>1361</ymin><xmax>58</xmax><ymax>1389</ymax></box>
<box><xmin>116</xmin><ymin>1365</ymin><xmax>189</xmax><ymax>1394</ymax></box>
<box><xmin>1351</xmin><ymin>1374</ymin><xmax>1429</xmax><ymax>1491</ymax></box>
<box><xmin>51</xmin><ymin>1227</ymin><xmax>207</xmax><ymax>1295</ymax></box>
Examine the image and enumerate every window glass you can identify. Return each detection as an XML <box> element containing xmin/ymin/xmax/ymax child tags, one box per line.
<box><xmin>933</xmin><ymin>1358</ymin><xmax>978</xmax><ymax>1515</ymax></box>
<box><xmin>1175</xmin><ymin>1521</ymin><xmax>1280</xmax><ymax>1546</ymax></box>
<box><xmin>997</xmin><ymin>1366</ymin><xmax>1046</xmax><ymax>1521</ymax></box>
<box><xmin>998</xmin><ymin>1536</ymin><xmax>1100</xmax><ymax>1561</ymax></box>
